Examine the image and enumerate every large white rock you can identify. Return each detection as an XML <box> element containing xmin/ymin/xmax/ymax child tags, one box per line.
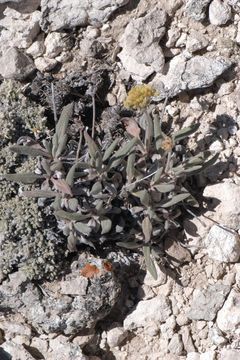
<box><xmin>217</xmin><ymin>289</ymin><xmax>240</xmax><ymax>334</ymax></box>
<box><xmin>0</xmin><ymin>47</ymin><xmax>35</xmax><ymax>80</ymax></box>
<box><xmin>219</xmin><ymin>349</ymin><xmax>240</xmax><ymax>360</ymax></box>
<box><xmin>123</xmin><ymin>295</ymin><xmax>171</xmax><ymax>330</ymax></box>
<box><xmin>203</xmin><ymin>182</ymin><xmax>240</xmax><ymax>230</ymax></box>
<box><xmin>40</xmin><ymin>0</ymin><xmax>129</xmax><ymax>31</ymax></box>
<box><xmin>118</xmin><ymin>7</ymin><xmax>166</xmax><ymax>81</ymax></box>
<box><xmin>209</xmin><ymin>0</ymin><xmax>232</xmax><ymax>26</ymax></box>
<box><xmin>205</xmin><ymin>225</ymin><xmax>240</xmax><ymax>263</ymax></box>
<box><xmin>44</xmin><ymin>32</ymin><xmax>72</xmax><ymax>58</ymax></box>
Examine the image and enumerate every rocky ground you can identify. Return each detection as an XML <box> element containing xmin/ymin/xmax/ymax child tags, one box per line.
<box><xmin>0</xmin><ymin>0</ymin><xmax>240</xmax><ymax>359</ymax></box>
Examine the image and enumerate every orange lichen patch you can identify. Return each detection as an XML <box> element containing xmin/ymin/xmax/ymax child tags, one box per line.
<box><xmin>80</xmin><ymin>263</ymin><xmax>100</xmax><ymax>278</ymax></box>
<box><xmin>124</xmin><ymin>84</ymin><xmax>157</xmax><ymax>110</ymax></box>
<box><xmin>103</xmin><ymin>261</ymin><xmax>113</xmax><ymax>272</ymax></box>
<box><xmin>161</xmin><ymin>136</ymin><xmax>174</xmax><ymax>152</ymax></box>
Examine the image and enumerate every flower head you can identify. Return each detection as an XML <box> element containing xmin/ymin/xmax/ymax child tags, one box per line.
<box><xmin>161</xmin><ymin>136</ymin><xmax>174</xmax><ymax>152</ymax></box>
<box><xmin>124</xmin><ymin>84</ymin><xmax>157</xmax><ymax>110</ymax></box>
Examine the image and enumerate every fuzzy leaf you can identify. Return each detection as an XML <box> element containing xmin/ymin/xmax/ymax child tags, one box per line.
<box><xmin>142</xmin><ymin>216</ymin><xmax>152</xmax><ymax>242</ymax></box>
<box><xmin>126</xmin><ymin>152</ymin><xmax>136</xmax><ymax>183</ymax></box>
<box><xmin>145</xmin><ymin>116</ymin><xmax>154</xmax><ymax>151</ymax></box>
<box><xmin>117</xmin><ymin>241</ymin><xmax>142</xmax><ymax>249</ymax></box>
<box><xmin>52</xmin><ymin>103</ymin><xmax>73</xmax><ymax>157</ymax></box>
<box><xmin>133</xmin><ymin>189</ymin><xmax>150</xmax><ymax>207</ymax></box>
<box><xmin>67</xmin><ymin>232</ymin><xmax>77</xmax><ymax>252</ymax></box>
<box><xmin>2</xmin><ymin>173</ymin><xmax>44</xmax><ymax>184</ymax></box>
<box><xmin>153</xmin><ymin>183</ymin><xmax>175</xmax><ymax>193</ymax></box>
<box><xmin>66</xmin><ymin>162</ymin><xmax>90</xmax><ymax>186</ymax></box>
<box><xmin>10</xmin><ymin>145</ymin><xmax>51</xmax><ymax>158</ymax></box>
<box><xmin>110</xmin><ymin>137</ymin><xmax>138</xmax><ymax>168</ymax></box>
<box><xmin>153</xmin><ymin>112</ymin><xmax>164</xmax><ymax>151</ymax></box>
<box><xmin>143</xmin><ymin>246</ymin><xmax>157</xmax><ymax>280</ymax></box>
<box><xmin>101</xmin><ymin>217</ymin><xmax>112</xmax><ymax>234</ymax></box>
<box><xmin>161</xmin><ymin>193</ymin><xmax>190</xmax><ymax>208</ymax></box>
<box><xmin>102</xmin><ymin>138</ymin><xmax>119</xmax><ymax>162</ymax></box>
<box><xmin>123</xmin><ymin>118</ymin><xmax>141</xmax><ymax>138</ymax></box>
<box><xmin>74</xmin><ymin>222</ymin><xmax>91</xmax><ymax>236</ymax></box>
<box><xmin>68</xmin><ymin>198</ymin><xmax>79</xmax><ymax>212</ymax></box>
<box><xmin>173</xmin><ymin>123</ymin><xmax>200</xmax><ymax>142</ymax></box>
<box><xmin>84</xmin><ymin>131</ymin><xmax>102</xmax><ymax>160</ymax></box>
<box><xmin>153</xmin><ymin>167</ymin><xmax>163</xmax><ymax>183</ymax></box>
<box><xmin>51</xmin><ymin>178</ymin><xmax>73</xmax><ymax>196</ymax></box>
<box><xmin>90</xmin><ymin>181</ymin><xmax>102</xmax><ymax>195</ymax></box>
<box><xmin>21</xmin><ymin>190</ymin><xmax>57</xmax><ymax>198</ymax></box>
<box><xmin>54</xmin><ymin>210</ymin><xmax>91</xmax><ymax>221</ymax></box>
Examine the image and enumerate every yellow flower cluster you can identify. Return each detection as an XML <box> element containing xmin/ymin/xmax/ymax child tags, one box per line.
<box><xmin>161</xmin><ymin>136</ymin><xmax>174</xmax><ymax>152</ymax></box>
<box><xmin>124</xmin><ymin>84</ymin><xmax>156</xmax><ymax>110</ymax></box>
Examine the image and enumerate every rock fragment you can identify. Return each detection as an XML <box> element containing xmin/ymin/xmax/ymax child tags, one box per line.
<box><xmin>106</xmin><ymin>326</ymin><xmax>128</xmax><ymax>348</ymax></box>
<box><xmin>40</xmin><ymin>0</ymin><xmax>129</xmax><ymax>31</ymax></box>
<box><xmin>118</xmin><ymin>7</ymin><xmax>166</xmax><ymax>81</ymax></box>
<box><xmin>219</xmin><ymin>349</ymin><xmax>240</xmax><ymax>360</ymax></box>
<box><xmin>209</xmin><ymin>0</ymin><xmax>232</xmax><ymax>25</ymax></box>
<box><xmin>205</xmin><ymin>225</ymin><xmax>240</xmax><ymax>262</ymax></box>
<box><xmin>0</xmin><ymin>47</ymin><xmax>35</xmax><ymax>80</ymax></box>
<box><xmin>185</xmin><ymin>0</ymin><xmax>211</xmax><ymax>21</ymax></box>
<box><xmin>168</xmin><ymin>334</ymin><xmax>184</xmax><ymax>355</ymax></box>
<box><xmin>217</xmin><ymin>289</ymin><xmax>240</xmax><ymax>334</ymax></box>
<box><xmin>0</xmin><ymin>0</ymin><xmax>40</xmax><ymax>15</ymax></box>
<box><xmin>34</xmin><ymin>57</ymin><xmax>58</xmax><ymax>72</ymax></box>
<box><xmin>187</xmin><ymin>284</ymin><xmax>230</xmax><ymax>321</ymax></box>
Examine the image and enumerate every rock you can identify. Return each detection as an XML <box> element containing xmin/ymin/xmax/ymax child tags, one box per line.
<box><xmin>186</xmin><ymin>31</ymin><xmax>209</xmax><ymax>53</ymax></box>
<box><xmin>167</xmin><ymin>334</ymin><xmax>184</xmax><ymax>355</ymax></box>
<box><xmin>48</xmin><ymin>335</ymin><xmax>88</xmax><ymax>360</ymax></box>
<box><xmin>205</xmin><ymin>225</ymin><xmax>240</xmax><ymax>262</ymax></box>
<box><xmin>227</xmin><ymin>0</ymin><xmax>240</xmax><ymax>12</ymax></box>
<box><xmin>106</xmin><ymin>326</ymin><xmax>128</xmax><ymax>348</ymax></box>
<box><xmin>200</xmin><ymin>352</ymin><xmax>216</xmax><ymax>360</ymax></box>
<box><xmin>44</xmin><ymin>32</ymin><xmax>72</xmax><ymax>58</ymax></box>
<box><xmin>34</xmin><ymin>57</ymin><xmax>58</xmax><ymax>72</ymax></box>
<box><xmin>209</xmin><ymin>0</ymin><xmax>232</xmax><ymax>26</ymax></box>
<box><xmin>0</xmin><ymin>257</ymin><xmax>120</xmax><ymax>335</ymax></box>
<box><xmin>152</xmin><ymin>53</ymin><xmax>232</xmax><ymax>99</ymax></box>
<box><xmin>184</xmin><ymin>216</ymin><xmax>212</xmax><ymax>255</ymax></box>
<box><xmin>185</xmin><ymin>0</ymin><xmax>211</xmax><ymax>21</ymax></box>
<box><xmin>0</xmin><ymin>8</ymin><xmax>40</xmax><ymax>51</ymax></box>
<box><xmin>203</xmin><ymin>182</ymin><xmax>240</xmax><ymax>230</ymax></box>
<box><xmin>0</xmin><ymin>341</ymin><xmax>35</xmax><ymax>360</ymax></box>
<box><xmin>40</xmin><ymin>0</ymin><xmax>129</xmax><ymax>31</ymax></box>
<box><xmin>180</xmin><ymin>326</ymin><xmax>196</xmax><ymax>352</ymax></box>
<box><xmin>0</xmin><ymin>47</ymin><xmax>35</xmax><ymax>80</ymax></box>
<box><xmin>80</xmin><ymin>38</ymin><xmax>104</xmax><ymax>58</ymax></box>
<box><xmin>118</xmin><ymin>7</ymin><xmax>166</xmax><ymax>81</ymax></box>
<box><xmin>144</xmin><ymin>263</ymin><xmax>167</xmax><ymax>287</ymax></box>
<box><xmin>0</xmin><ymin>0</ymin><xmax>40</xmax><ymax>15</ymax></box>
<box><xmin>187</xmin><ymin>284</ymin><xmax>230</xmax><ymax>321</ymax></box>
<box><xmin>160</xmin><ymin>315</ymin><xmax>176</xmax><ymax>340</ymax></box>
<box><xmin>26</xmin><ymin>33</ymin><xmax>45</xmax><ymax>58</ymax></box>
<box><xmin>164</xmin><ymin>236</ymin><xmax>192</xmax><ymax>265</ymax></box>
<box><xmin>217</xmin><ymin>289</ymin><xmax>240</xmax><ymax>334</ymax></box>
<box><xmin>209</xmin><ymin>139</ymin><xmax>224</xmax><ymax>151</ymax></box>
<box><xmin>124</xmin><ymin>295</ymin><xmax>172</xmax><ymax>330</ymax></box>
<box><xmin>219</xmin><ymin>349</ymin><xmax>240</xmax><ymax>360</ymax></box>
<box><xmin>158</xmin><ymin>0</ymin><xmax>183</xmax><ymax>15</ymax></box>
<box><xmin>208</xmin><ymin>326</ymin><xmax>227</xmax><ymax>346</ymax></box>
<box><xmin>187</xmin><ymin>353</ymin><xmax>200</xmax><ymax>360</ymax></box>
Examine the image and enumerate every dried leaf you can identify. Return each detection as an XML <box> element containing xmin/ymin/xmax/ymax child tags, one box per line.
<box><xmin>142</xmin><ymin>216</ymin><xmax>152</xmax><ymax>242</ymax></box>
<box><xmin>80</xmin><ymin>263</ymin><xmax>100</xmax><ymax>278</ymax></box>
<box><xmin>143</xmin><ymin>246</ymin><xmax>157</xmax><ymax>280</ymax></box>
<box><xmin>101</xmin><ymin>217</ymin><xmax>112</xmax><ymax>234</ymax></box>
<box><xmin>51</xmin><ymin>178</ymin><xmax>73</xmax><ymax>196</ymax></box>
<box><xmin>3</xmin><ymin>173</ymin><xmax>44</xmax><ymax>184</ymax></box>
<box><xmin>10</xmin><ymin>145</ymin><xmax>51</xmax><ymax>158</ymax></box>
<box><xmin>161</xmin><ymin>193</ymin><xmax>190</xmax><ymax>208</ymax></box>
<box><xmin>21</xmin><ymin>190</ymin><xmax>57</xmax><ymax>198</ymax></box>
<box><xmin>74</xmin><ymin>222</ymin><xmax>92</xmax><ymax>236</ymax></box>
<box><xmin>173</xmin><ymin>123</ymin><xmax>200</xmax><ymax>142</ymax></box>
<box><xmin>122</xmin><ymin>118</ymin><xmax>141</xmax><ymax>138</ymax></box>
<box><xmin>55</xmin><ymin>210</ymin><xmax>91</xmax><ymax>221</ymax></box>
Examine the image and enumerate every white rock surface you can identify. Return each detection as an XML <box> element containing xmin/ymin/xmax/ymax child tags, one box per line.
<box><xmin>26</xmin><ymin>33</ymin><xmax>45</xmax><ymax>58</ymax></box>
<box><xmin>40</xmin><ymin>0</ymin><xmax>129</xmax><ymax>31</ymax></box>
<box><xmin>217</xmin><ymin>289</ymin><xmax>240</xmax><ymax>334</ymax></box>
<box><xmin>48</xmin><ymin>335</ymin><xmax>88</xmax><ymax>360</ymax></box>
<box><xmin>203</xmin><ymin>182</ymin><xmax>240</xmax><ymax>230</ymax></box>
<box><xmin>167</xmin><ymin>334</ymin><xmax>184</xmax><ymax>355</ymax></box>
<box><xmin>34</xmin><ymin>57</ymin><xmax>58</xmax><ymax>72</ymax></box>
<box><xmin>144</xmin><ymin>263</ymin><xmax>167</xmax><ymax>287</ymax></box>
<box><xmin>124</xmin><ymin>295</ymin><xmax>171</xmax><ymax>330</ymax></box>
<box><xmin>205</xmin><ymin>225</ymin><xmax>240</xmax><ymax>262</ymax></box>
<box><xmin>186</xmin><ymin>31</ymin><xmax>209</xmax><ymax>53</ymax></box>
<box><xmin>209</xmin><ymin>0</ymin><xmax>232</xmax><ymax>26</ymax></box>
<box><xmin>0</xmin><ymin>8</ymin><xmax>40</xmax><ymax>51</ymax></box>
<box><xmin>118</xmin><ymin>7</ymin><xmax>166</xmax><ymax>81</ymax></box>
<box><xmin>219</xmin><ymin>349</ymin><xmax>240</xmax><ymax>360</ymax></box>
<box><xmin>0</xmin><ymin>47</ymin><xmax>35</xmax><ymax>80</ymax></box>
<box><xmin>152</xmin><ymin>53</ymin><xmax>232</xmax><ymax>99</ymax></box>
<box><xmin>44</xmin><ymin>32</ymin><xmax>71</xmax><ymax>58</ymax></box>
<box><xmin>0</xmin><ymin>0</ymin><xmax>40</xmax><ymax>14</ymax></box>
<box><xmin>185</xmin><ymin>0</ymin><xmax>211</xmax><ymax>21</ymax></box>
<box><xmin>106</xmin><ymin>326</ymin><xmax>128</xmax><ymax>348</ymax></box>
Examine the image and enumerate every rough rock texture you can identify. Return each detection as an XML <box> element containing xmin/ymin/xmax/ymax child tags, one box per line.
<box><xmin>217</xmin><ymin>289</ymin><xmax>240</xmax><ymax>334</ymax></box>
<box><xmin>220</xmin><ymin>349</ymin><xmax>240</xmax><ymax>360</ymax></box>
<box><xmin>124</xmin><ymin>295</ymin><xmax>172</xmax><ymax>330</ymax></box>
<box><xmin>205</xmin><ymin>225</ymin><xmax>240</xmax><ymax>262</ymax></box>
<box><xmin>187</xmin><ymin>284</ymin><xmax>230</xmax><ymax>321</ymax></box>
<box><xmin>0</xmin><ymin>47</ymin><xmax>35</xmax><ymax>80</ymax></box>
<box><xmin>40</xmin><ymin>0</ymin><xmax>129</xmax><ymax>31</ymax></box>
<box><xmin>203</xmin><ymin>182</ymin><xmax>240</xmax><ymax>230</ymax></box>
<box><xmin>185</xmin><ymin>0</ymin><xmax>211</xmax><ymax>21</ymax></box>
<box><xmin>0</xmin><ymin>0</ymin><xmax>40</xmax><ymax>19</ymax></box>
<box><xmin>118</xmin><ymin>7</ymin><xmax>166</xmax><ymax>81</ymax></box>
<box><xmin>0</xmin><ymin>259</ymin><xmax>120</xmax><ymax>335</ymax></box>
<box><xmin>209</xmin><ymin>0</ymin><xmax>232</xmax><ymax>26</ymax></box>
<box><xmin>152</xmin><ymin>53</ymin><xmax>233</xmax><ymax>99</ymax></box>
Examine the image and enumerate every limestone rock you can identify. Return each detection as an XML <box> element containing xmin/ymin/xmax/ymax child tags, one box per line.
<box><xmin>106</xmin><ymin>326</ymin><xmax>128</xmax><ymax>348</ymax></box>
<box><xmin>205</xmin><ymin>225</ymin><xmax>240</xmax><ymax>263</ymax></box>
<box><xmin>187</xmin><ymin>284</ymin><xmax>230</xmax><ymax>321</ymax></box>
<box><xmin>152</xmin><ymin>53</ymin><xmax>232</xmax><ymax>99</ymax></box>
<box><xmin>219</xmin><ymin>349</ymin><xmax>240</xmax><ymax>360</ymax></box>
<box><xmin>185</xmin><ymin>0</ymin><xmax>211</xmax><ymax>21</ymax></box>
<box><xmin>48</xmin><ymin>335</ymin><xmax>88</xmax><ymax>360</ymax></box>
<box><xmin>0</xmin><ymin>341</ymin><xmax>35</xmax><ymax>360</ymax></box>
<box><xmin>26</xmin><ymin>33</ymin><xmax>45</xmax><ymax>58</ymax></box>
<box><xmin>34</xmin><ymin>57</ymin><xmax>58</xmax><ymax>72</ymax></box>
<box><xmin>0</xmin><ymin>0</ymin><xmax>40</xmax><ymax>15</ymax></box>
<box><xmin>217</xmin><ymin>289</ymin><xmax>240</xmax><ymax>334</ymax></box>
<box><xmin>118</xmin><ymin>7</ymin><xmax>166</xmax><ymax>81</ymax></box>
<box><xmin>168</xmin><ymin>334</ymin><xmax>184</xmax><ymax>355</ymax></box>
<box><xmin>40</xmin><ymin>0</ymin><xmax>129</xmax><ymax>32</ymax></box>
<box><xmin>144</xmin><ymin>263</ymin><xmax>167</xmax><ymax>287</ymax></box>
<box><xmin>44</xmin><ymin>32</ymin><xmax>72</xmax><ymax>58</ymax></box>
<box><xmin>124</xmin><ymin>295</ymin><xmax>172</xmax><ymax>330</ymax></box>
<box><xmin>0</xmin><ymin>47</ymin><xmax>35</xmax><ymax>80</ymax></box>
<box><xmin>203</xmin><ymin>182</ymin><xmax>240</xmax><ymax>230</ymax></box>
<box><xmin>186</xmin><ymin>31</ymin><xmax>209</xmax><ymax>53</ymax></box>
<box><xmin>209</xmin><ymin>0</ymin><xmax>232</xmax><ymax>26</ymax></box>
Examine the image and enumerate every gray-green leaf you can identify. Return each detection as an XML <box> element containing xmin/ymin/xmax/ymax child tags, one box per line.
<box><xmin>143</xmin><ymin>246</ymin><xmax>157</xmax><ymax>280</ymax></box>
<box><xmin>161</xmin><ymin>193</ymin><xmax>190</xmax><ymax>208</ymax></box>
<box><xmin>173</xmin><ymin>123</ymin><xmax>200</xmax><ymax>142</ymax></box>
